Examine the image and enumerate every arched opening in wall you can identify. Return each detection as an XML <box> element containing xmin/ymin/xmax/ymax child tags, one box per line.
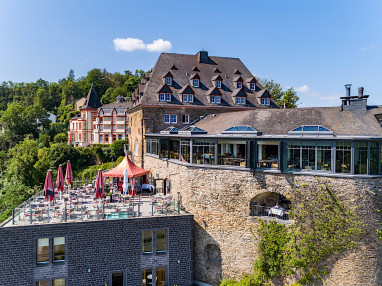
<box><xmin>204</xmin><ymin>244</ymin><xmax>222</xmax><ymax>282</ymax></box>
<box><xmin>250</xmin><ymin>192</ymin><xmax>291</xmax><ymax>221</ymax></box>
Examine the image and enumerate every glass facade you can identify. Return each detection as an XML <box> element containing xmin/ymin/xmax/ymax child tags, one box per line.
<box><xmin>218</xmin><ymin>140</ymin><xmax>246</xmax><ymax>166</ymax></box>
<box><xmin>335</xmin><ymin>142</ymin><xmax>351</xmax><ymax>173</ymax></box>
<box><xmin>147</xmin><ymin>136</ymin><xmax>382</xmax><ymax>176</ymax></box>
<box><xmin>146</xmin><ymin>139</ymin><xmax>159</xmax><ymax>155</ymax></box>
<box><xmin>192</xmin><ymin>139</ymin><xmax>215</xmax><ymax>165</ymax></box>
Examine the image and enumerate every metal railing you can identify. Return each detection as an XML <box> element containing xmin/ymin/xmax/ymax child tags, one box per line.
<box><xmin>8</xmin><ymin>194</ymin><xmax>184</xmax><ymax>227</ymax></box>
<box><xmin>250</xmin><ymin>204</ymin><xmax>290</xmax><ymax>221</ymax></box>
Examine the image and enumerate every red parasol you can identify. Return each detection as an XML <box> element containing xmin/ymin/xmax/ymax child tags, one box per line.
<box><xmin>56</xmin><ymin>164</ymin><xmax>64</xmax><ymax>192</ymax></box>
<box><xmin>44</xmin><ymin>170</ymin><xmax>55</xmax><ymax>201</ymax></box>
<box><xmin>95</xmin><ymin>169</ymin><xmax>105</xmax><ymax>199</ymax></box>
<box><xmin>65</xmin><ymin>160</ymin><xmax>73</xmax><ymax>185</ymax></box>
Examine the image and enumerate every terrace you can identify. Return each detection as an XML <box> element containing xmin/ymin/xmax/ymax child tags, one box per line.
<box><xmin>2</xmin><ymin>184</ymin><xmax>185</xmax><ymax>227</ymax></box>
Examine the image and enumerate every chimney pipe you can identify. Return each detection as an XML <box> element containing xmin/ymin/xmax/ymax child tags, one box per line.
<box><xmin>358</xmin><ymin>87</ymin><xmax>364</xmax><ymax>97</ymax></box>
<box><xmin>344</xmin><ymin>84</ymin><xmax>351</xmax><ymax>97</ymax></box>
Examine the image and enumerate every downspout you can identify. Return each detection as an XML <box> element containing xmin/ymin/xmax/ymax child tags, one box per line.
<box><xmin>141</xmin><ymin>116</ymin><xmax>144</xmax><ymax>168</ymax></box>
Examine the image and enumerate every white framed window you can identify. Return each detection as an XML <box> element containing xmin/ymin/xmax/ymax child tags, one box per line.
<box><xmin>210</xmin><ymin>96</ymin><xmax>215</xmax><ymax>103</ymax></box>
<box><xmin>171</xmin><ymin>114</ymin><xmax>177</xmax><ymax>124</ymax></box>
<box><xmin>216</xmin><ymin>80</ymin><xmax>221</xmax><ymax>88</ymax></box>
<box><xmin>182</xmin><ymin>114</ymin><xmax>190</xmax><ymax>124</ymax></box>
<box><xmin>134</xmin><ymin>140</ymin><xmax>139</xmax><ymax>156</ymax></box>
<box><xmin>237</xmin><ymin>82</ymin><xmax>242</xmax><ymax>88</ymax></box>
<box><xmin>236</xmin><ymin>97</ymin><xmax>246</xmax><ymax>105</ymax></box>
<box><xmin>216</xmin><ymin>96</ymin><xmax>221</xmax><ymax>104</ymax></box>
<box><xmin>165</xmin><ymin>77</ymin><xmax>172</xmax><ymax>86</ymax></box>
<box><xmin>261</xmin><ymin>98</ymin><xmax>270</xmax><ymax>105</ymax></box>
<box><xmin>250</xmin><ymin>83</ymin><xmax>256</xmax><ymax>90</ymax></box>
<box><xmin>165</xmin><ymin>93</ymin><xmax>171</xmax><ymax>101</ymax></box>
<box><xmin>99</xmin><ymin>135</ymin><xmax>103</xmax><ymax>143</ymax></box>
<box><xmin>188</xmin><ymin>94</ymin><xmax>193</xmax><ymax>102</ymax></box>
<box><xmin>164</xmin><ymin>114</ymin><xmax>170</xmax><ymax>124</ymax></box>
<box><xmin>182</xmin><ymin>94</ymin><xmax>188</xmax><ymax>102</ymax></box>
<box><xmin>193</xmin><ymin>79</ymin><xmax>199</xmax><ymax>87</ymax></box>
<box><xmin>112</xmin><ymin>125</ymin><xmax>116</xmax><ymax>132</ymax></box>
<box><xmin>159</xmin><ymin>93</ymin><xmax>165</xmax><ymax>101</ymax></box>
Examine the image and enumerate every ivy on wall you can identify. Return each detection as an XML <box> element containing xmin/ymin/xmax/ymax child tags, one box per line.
<box><xmin>221</xmin><ymin>179</ymin><xmax>364</xmax><ymax>286</ymax></box>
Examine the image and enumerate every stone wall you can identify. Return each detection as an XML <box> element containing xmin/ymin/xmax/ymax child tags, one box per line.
<box><xmin>144</xmin><ymin>155</ymin><xmax>382</xmax><ymax>286</ymax></box>
<box><xmin>0</xmin><ymin>214</ymin><xmax>193</xmax><ymax>286</ymax></box>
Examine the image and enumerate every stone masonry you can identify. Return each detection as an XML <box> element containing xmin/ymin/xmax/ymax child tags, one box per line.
<box><xmin>144</xmin><ymin>155</ymin><xmax>382</xmax><ymax>286</ymax></box>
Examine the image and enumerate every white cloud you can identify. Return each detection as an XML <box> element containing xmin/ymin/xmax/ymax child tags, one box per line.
<box><xmin>295</xmin><ymin>85</ymin><xmax>341</xmax><ymax>107</ymax></box>
<box><xmin>113</xmin><ymin>37</ymin><xmax>172</xmax><ymax>52</ymax></box>
<box><xmin>361</xmin><ymin>44</ymin><xmax>375</xmax><ymax>51</ymax></box>
<box><xmin>146</xmin><ymin>39</ymin><xmax>172</xmax><ymax>52</ymax></box>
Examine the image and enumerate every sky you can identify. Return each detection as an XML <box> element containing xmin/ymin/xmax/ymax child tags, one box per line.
<box><xmin>0</xmin><ymin>0</ymin><xmax>381</xmax><ymax>107</ymax></box>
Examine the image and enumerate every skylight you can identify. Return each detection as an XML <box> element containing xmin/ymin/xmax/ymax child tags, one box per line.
<box><xmin>178</xmin><ymin>125</ymin><xmax>207</xmax><ymax>135</ymax></box>
<box><xmin>222</xmin><ymin>126</ymin><xmax>258</xmax><ymax>134</ymax></box>
<box><xmin>288</xmin><ymin>125</ymin><xmax>333</xmax><ymax>136</ymax></box>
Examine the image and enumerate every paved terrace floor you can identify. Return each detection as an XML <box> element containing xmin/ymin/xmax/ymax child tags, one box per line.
<box><xmin>3</xmin><ymin>187</ymin><xmax>185</xmax><ymax>227</ymax></box>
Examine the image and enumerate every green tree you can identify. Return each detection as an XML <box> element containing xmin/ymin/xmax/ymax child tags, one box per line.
<box><xmin>110</xmin><ymin>139</ymin><xmax>129</xmax><ymax>159</ymax></box>
<box><xmin>53</xmin><ymin>133</ymin><xmax>68</xmax><ymax>143</ymax></box>
<box><xmin>259</xmin><ymin>79</ymin><xmax>299</xmax><ymax>108</ymax></box>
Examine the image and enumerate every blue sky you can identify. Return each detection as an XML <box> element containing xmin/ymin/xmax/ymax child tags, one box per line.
<box><xmin>0</xmin><ymin>0</ymin><xmax>381</xmax><ymax>107</ymax></box>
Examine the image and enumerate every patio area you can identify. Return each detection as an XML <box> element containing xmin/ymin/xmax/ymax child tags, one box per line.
<box><xmin>4</xmin><ymin>185</ymin><xmax>184</xmax><ymax>227</ymax></box>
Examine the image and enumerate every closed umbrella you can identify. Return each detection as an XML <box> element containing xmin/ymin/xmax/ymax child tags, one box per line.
<box><xmin>57</xmin><ymin>164</ymin><xmax>64</xmax><ymax>200</ymax></box>
<box><xmin>65</xmin><ymin>160</ymin><xmax>73</xmax><ymax>185</ymax></box>
<box><xmin>95</xmin><ymin>169</ymin><xmax>105</xmax><ymax>199</ymax></box>
<box><xmin>130</xmin><ymin>177</ymin><xmax>136</xmax><ymax>196</ymax></box>
<box><xmin>123</xmin><ymin>169</ymin><xmax>129</xmax><ymax>195</ymax></box>
<box><xmin>44</xmin><ymin>170</ymin><xmax>55</xmax><ymax>202</ymax></box>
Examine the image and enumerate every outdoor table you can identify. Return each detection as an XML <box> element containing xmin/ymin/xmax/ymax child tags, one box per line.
<box><xmin>268</xmin><ymin>206</ymin><xmax>284</xmax><ymax>216</ymax></box>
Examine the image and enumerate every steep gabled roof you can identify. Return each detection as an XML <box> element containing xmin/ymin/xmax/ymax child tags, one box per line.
<box><xmin>232</xmin><ymin>88</ymin><xmax>247</xmax><ymax>97</ymax></box>
<box><xmin>179</xmin><ymin>85</ymin><xmax>195</xmax><ymax>94</ymax></box>
<box><xmin>207</xmin><ymin>87</ymin><xmax>222</xmax><ymax>96</ymax></box>
<box><xmin>81</xmin><ymin>85</ymin><xmax>102</xmax><ymax>109</ymax></box>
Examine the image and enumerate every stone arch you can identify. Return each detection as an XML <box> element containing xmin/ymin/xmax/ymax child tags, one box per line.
<box><xmin>249</xmin><ymin>191</ymin><xmax>291</xmax><ymax>219</ymax></box>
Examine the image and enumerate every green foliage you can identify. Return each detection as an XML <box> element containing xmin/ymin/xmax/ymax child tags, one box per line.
<box><xmin>110</xmin><ymin>139</ymin><xmax>129</xmax><ymax>159</ymax></box>
<box><xmin>221</xmin><ymin>180</ymin><xmax>364</xmax><ymax>286</ymax></box>
<box><xmin>53</xmin><ymin>132</ymin><xmax>68</xmax><ymax>143</ymax></box>
<box><xmin>259</xmin><ymin>79</ymin><xmax>299</xmax><ymax>108</ymax></box>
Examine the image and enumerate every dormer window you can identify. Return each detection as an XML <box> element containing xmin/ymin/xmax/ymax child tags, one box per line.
<box><xmin>193</xmin><ymin>79</ymin><xmax>199</xmax><ymax>87</ymax></box>
<box><xmin>216</xmin><ymin>80</ymin><xmax>221</xmax><ymax>88</ymax></box>
<box><xmin>237</xmin><ymin>82</ymin><xmax>242</xmax><ymax>89</ymax></box>
<box><xmin>250</xmin><ymin>83</ymin><xmax>256</xmax><ymax>90</ymax></box>
<box><xmin>210</xmin><ymin>95</ymin><xmax>221</xmax><ymax>104</ymax></box>
<box><xmin>236</xmin><ymin>97</ymin><xmax>246</xmax><ymax>105</ymax></box>
<box><xmin>160</xmin><ymin>93</ymin><xmax>172</xmax><ymax>102</ymax></box>
<box><xmin>261</xmin><ymin>98</ymin><xmax>270</xmax><ymax>106</ymax></box>
<box><xmin>182</xmin><ymin>94</ymin><xmax>194</xmax><ymax>103</ymax></box>
<box><xmin>165</xmin><ymin>77</ymin><xmax>172</xmax><ymax>86</ymax></box>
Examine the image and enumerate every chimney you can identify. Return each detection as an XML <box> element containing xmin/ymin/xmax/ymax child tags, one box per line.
<box><xmin>197</xmin><ymin>51</ymin><xmax>209</xmax><ymax>64</ymax></box>
<box><xmin>358</xmin><ymin>87</ymin><xmax>364</xmax><ymax>98</ymax></box>
<box><xmin>344</xmin><ymin>84</ymin><xmax>351</xmax><ymax>97</ymax></box>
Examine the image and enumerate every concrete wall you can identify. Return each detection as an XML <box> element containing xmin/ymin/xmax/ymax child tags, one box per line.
<box><xmin>144</xmin><ymin>155</ymin><xmax>382</xmax><ymax>286</ymax></box>
<box><xmin>0</xmin><ymin>215</ymin><xmax>193</xmax><ymax>286</ymax></box>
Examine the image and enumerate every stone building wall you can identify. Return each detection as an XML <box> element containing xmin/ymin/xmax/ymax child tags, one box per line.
<box><xmin>0</xmin><ymin>214</ymin><xmax>194</xmax><ymax>286</ymax></box>
<box><xmin>144</xmin><ymin>155</ymin><xmax>382</xmax><ymax>286</ymax></box>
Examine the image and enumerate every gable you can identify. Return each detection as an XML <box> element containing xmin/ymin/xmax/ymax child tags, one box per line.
<box><xmin>158</xmin><ymin>84</ymin><xmax>173</xmax><ymax>93</ymax></box>
<box><xmin>181</xmin><ymin>85</ymin><xmax>195</xmax><ymax>94</ymax></box>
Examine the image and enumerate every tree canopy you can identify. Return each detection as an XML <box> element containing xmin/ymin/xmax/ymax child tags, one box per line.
<box><xmin>259</xmin><ymin>78</ymin><xmax>300</xmax><ymax>108</ymax></box>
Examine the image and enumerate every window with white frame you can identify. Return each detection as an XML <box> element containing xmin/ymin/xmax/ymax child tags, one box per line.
<box><xmin>237</xmin><ymin>81</ymin><xmax>242</xmax><ymax>88</ymax></box>
<box><xmin>261</xmin><ymin>98</ymin><xmax>270</xmax><ymax>105</ymax></box>
<box><xmin>165</xmin><ymin>93</ymin><xmax>171</xmax><ymax>101</ymax></box>
<box><xmin>182</xmin><ymin>114</ymin><xmax>190</xmax><ymax>124</ymax></box>
<box><xmin>164</xmin><ymin>114</ymin><xmax>170</xmax><ymax>124</ymax></box>
<box><xmin>165</xmin><ymin>77</ymin><xmax>172</xmax><ymax>86</ymax></box>
<box><xmin>182</xmin><ymin>94</ymin><xmax>194</xmax><ymax>103</ymax></box>
<box><xmin>100</xmin><ymin>135</ymin><xmax>103</xmax><ymax>143</ymax></box>
<box><xmin>236</xmin><ymin>97</ymin><xmax>246</xmax><ymax>105</ymax></box>
<box><xmin>171</xmin><ymin>114</ymin><xmax>177</xmax><ymax>124</ymax></box>
<box><xmin>159</xmin><ymin>93</ymin><xmax>165</xmax><ymax>101</ymax></box>
<box><xmin>210</xmin><ymin>96</ymin><xmax>215</xmax><ymax>103</ymax></box>
<box><xmin>193</xmin><ymin>79</ymin><xmax>199</xmax><ymax>87</ymax></box>
<box><xmin>250</xmin><ymin>83</ymin><xmax>256</xmax><ymax>90</ymax></box>
<box><xmin>112</xmin><ymin>125</ymin><xmax>116</xmax><ymax>132</ymax></box>
<box><xmin>216</xmin><ymin>95</ymin><xmax>221</xmax><ymax>104</ymax></box>
<box><xmin>216</xmin><ymin>80</ymin><xmax>221</xmax><ymax>88</ymax></box>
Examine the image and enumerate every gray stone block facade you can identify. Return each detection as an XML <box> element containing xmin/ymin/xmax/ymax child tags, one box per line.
<box><xmin>0</xmin><ymin>214</ymin><xmax>193</xmax><ymax>286</ymax></box>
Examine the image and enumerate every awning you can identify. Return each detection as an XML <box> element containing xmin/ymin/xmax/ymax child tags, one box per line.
<box><xmin>103</xmin><ymin>156</ymin><xmax>150</xmax><ymax>178</ymax></box>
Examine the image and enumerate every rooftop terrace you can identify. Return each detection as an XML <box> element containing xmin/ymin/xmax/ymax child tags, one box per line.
<box><xmin>2</xmin><ymin>185</ymin><xmax>186</xmax><ymax>227</ymax></box>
